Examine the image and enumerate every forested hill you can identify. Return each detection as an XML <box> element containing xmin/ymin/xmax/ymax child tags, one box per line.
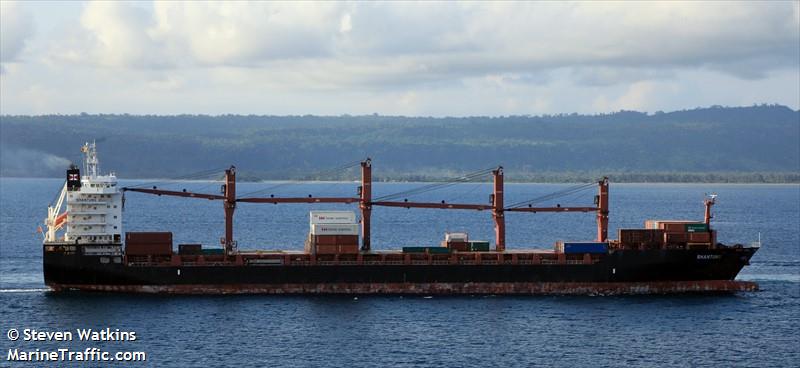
<box><xmin>1</xmin><ymin>105</ymin><xmax>798</xmax><ymax>182</ymax></box>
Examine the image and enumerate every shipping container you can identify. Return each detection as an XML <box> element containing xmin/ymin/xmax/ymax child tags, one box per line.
<box><xmin>125</xmin><ymin>232</ymin><xmax>173</xmax><ymax>245</ymax></box>
<box><xmin>468</xmin><ymin>241</ymin><xmax>491</xmax><ymax>252</ymax></box>
<box><xmin>313</xmin><ymin>235</ymin><xmax>338</xmax><ymax>245</ymax></box>
<box><xmin>428</xmin><ymin>247</ymin><xmax>451</xmax><ymax>254</ymax></box>
<box><xmin>401</xmin><ymin>246</ymin><xmax>450</xmax><ymax>254</ymax></box>
<box><xmin>201</xmin><ymin>248</ymin><xmax>225</xmax><ymax>255</ymax></box>
<box><xmin>646</xmin><ymin>220</ymin><xmax>705</xmax><ymax>231</ymax></box>
<box><xmin>688</xmin><ymin>232</ymin><xmax>711</xmax><ymax>243</ymax></box>
<box><xmin>445</xmin><ymin>232</ymin><xmax>468</xmax><ymax>242</ymax></box>
<box><xmin>619</xmin><ymin>229</ymin><xmax>664</xmax><ymax>244</ymax></box>
<box><xmin>338</xmin><ymin>245</ymin><xmax>359</xmax><ymax>254</ymax></box>
<box><xmin>336</xmin><ymin>235</ymin><xmax>359</xmax><ymax>246</ymax></box>
<box><xmin>665</xmin><ymin>233</ymin><xmax>688</xmax><ymax>244</ymax></box>
<box><xmin>444</xmin><ymin>241</ymin><xmax>468</xmax><ymax>251</ymax></box>
<box><xmin>314</xmin><ymin>245</ymin><xmax>339</xmax><ymax>254</ymax></box>
<box><xmin>126</xmin><ymin>243</ymin><xmax>172</xmax><ymax>256</ymax></box>
<box><xmin>309</xmin><ymin>211</ymin><xmax>357</xmax><ymax>225</ymax></box>
<box><xmin>310</xmin><ymin>224</ymin><xmax>359</xmax><ymax>235</ymax></box>
<box><xmin>178</xmin><ymin>244</ymin><xmax>202</xmax><ymax>255</ymax></box>
<box><xmin>663</xmin><ymin>223</ymin><xmax>687</xmax><ymax>232</ymax></box>
<box><xmin>555</xmin><ymin>242</ymin><xmax>608</xmax><ymax>254</ymax></box>
<box><xmin>686</xmin><ymin>223</ymin><xmax>709</xmax><ymax>232</ymax></box>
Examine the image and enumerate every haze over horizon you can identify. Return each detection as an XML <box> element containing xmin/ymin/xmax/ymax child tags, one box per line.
<box><xmin>1</xmin><ymin>1</ymin><xmax>799</xmax><ymax>116</ymax></box>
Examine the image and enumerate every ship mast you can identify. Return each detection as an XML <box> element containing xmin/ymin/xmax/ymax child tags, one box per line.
<box><xmin>223</xmin><ymin>166</ymin><xmax>237</xmax><ymax>254</ymax></box>
<box><xmin>81</xmin><ymin>141</ymin><xmax>99</xmax><ymax>178</ymax></box>
<box><xmin>359</xmin><ymin>159</ymin><xmax>372</xmax><ymax>251</ymax></box>
<box><xmin>704</xmin><ymin>194</ymin><xmax>716</xmax><ymax>227</ymax></box>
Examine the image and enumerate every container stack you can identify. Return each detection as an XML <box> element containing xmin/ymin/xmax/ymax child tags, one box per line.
<box><xmin>125</xmin><ymin>232</ymin><xmax>173</xmax><ymax>256</ymax></box>
<box><xmin>618</xmin><ymin>229</ymin><xmax>665</xmax><ymax>249</ymax></box>
<box><xmin>644</xmin><ymin>220</ymin><xmax>715</xmax><ymax>249</ymax></box>
<box><xmin>306</xmin><ymin>211</ymin><xmax>359</xmax><ymax>254</ymax></box>
<box><xmin>441</xmin><ymin>232</ymin><xmax>469</xmax><ymax>251</ymax></box>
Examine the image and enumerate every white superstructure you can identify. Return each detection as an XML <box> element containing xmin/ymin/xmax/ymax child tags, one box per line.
<box><xmin>44</xmin><ymin>142</ymin><xmax>122</xmax><ymax>244</ymax></box>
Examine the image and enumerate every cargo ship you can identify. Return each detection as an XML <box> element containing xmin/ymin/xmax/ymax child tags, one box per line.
<box><xmin>41</xmin><ymin>142</ymin><xmax>760</xmax><ymax>294</ymax></box>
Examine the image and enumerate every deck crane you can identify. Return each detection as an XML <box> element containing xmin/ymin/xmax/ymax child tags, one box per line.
<box><xmin>122</xmin><ymin>160</ymin><xmax>610</xmax><ymax>254</ymax></box>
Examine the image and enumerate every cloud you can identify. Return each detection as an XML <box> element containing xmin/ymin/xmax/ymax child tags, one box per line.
<box><xmin>0</xmin><ymin>1</ymin><xmax>35</xmax><ymax>64</ymax></box>
<box><xmin>592</xmin><ymin>81</ymin><xmax>661</xmax><ymax>112</ymax></box>
<box><xmin>1</xmin><ymin>1</ymin><xmax>797</xmax><ymax>115</ymax></box>
<box><xmin>46</xmin><ymin>2</ymin><xmax>798</xmax><ymax>83</ymax></box>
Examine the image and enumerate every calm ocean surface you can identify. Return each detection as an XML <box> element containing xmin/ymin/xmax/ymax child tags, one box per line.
<box><xmin>1</xmin><ymin>178</ymin><xmax>798</xmax><ymax>367</ymax></box>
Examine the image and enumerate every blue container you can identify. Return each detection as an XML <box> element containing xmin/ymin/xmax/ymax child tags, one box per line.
<box><xmin>563</xmin><ymin>242</ymin><xmax>608</xmax><ymax>254</ymax></box>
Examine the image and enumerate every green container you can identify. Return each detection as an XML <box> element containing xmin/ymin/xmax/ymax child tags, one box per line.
<box><xmin>402</xmin><ymin>247</ymin><xmax>428</xmax><ymax>253</ymax></box>
<box><xmin>686</xmin><ymin>223</ymin><xmax>709</xmax><ymax>232</ymax></box>
<box><xmin>427</xmin><ymin>247</ymin><xmax>451</xmax><ymax>254</ymax></box>
<box><xmin>201</xmin><ymin>248</ymin><xmax>225</xmax><ymax>255</ymax></box>
<box><xmin>469</xmin><ymin>241</ymin><xmax>491</xmax><ymax>251</ymax></box>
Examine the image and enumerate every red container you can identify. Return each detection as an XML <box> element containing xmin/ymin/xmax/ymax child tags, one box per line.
<box><xmin>663</xmin><ymin>223</ymin><xmax>686</xmax><ymax>232</ymax></box>
<box><xmin>313</xmin><ymin>235</ymin><xmax>338</xmax><ymax>245</ymax></box>
<box><xmin>688</xmin><ymin>232</ymin><xmax>711</xmax><ymax>243</ymax></box>
<box><xmin>315</xmin><ymin>245</ymin><xmax>339</xmax><ymax>254</ymax></box>
<box><xmin>338</xmin><ymin>245</ymin><xmax>359</xmax><ymax>254</ymax></box>
<box><xmin>665</xmin><ymin>233</ymin><xmax>688</xmax><ymax>244</ymax></box>
<box><xmin>126</xmin><ymin>232</ymin><xmax>173</xmax><ymax>244</ymax></box>
<box><xmin>126</xmin><ymin>243</ymin><xmax>172</xmax><ymax>256</ymax></box>
<box><xmin>336</xmin><ymin>235</ymin><xmax>359</xmax><ymax>246</ymax></box>
<box><xmin>446</xmin><ymin>242</ymin><xmax>469</xmax><ymax>251</ymax></box>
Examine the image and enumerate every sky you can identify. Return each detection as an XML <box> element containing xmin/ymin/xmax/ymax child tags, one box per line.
<box><xmin>0</xmin><ymin>1</ymin><xmax>798</xmax><ymax>116</ymax></box>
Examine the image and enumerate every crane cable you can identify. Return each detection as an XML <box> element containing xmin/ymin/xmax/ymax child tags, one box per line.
<box><xmin>236</xmin><ymin>159</ymin><xmax>363</xmax><ymax>199</ymax></box>
<box><xmin>506</xmin><ymin>181</ymin><xmax>597</xmax><ymax>209</ymax></box>
<box><xmin>373</xmin><ymin>167</ymin><xmax>495</xmax><ymax>202</ymax></box>
<box><xmin>123</xmin><ymin>166</ymin><xmax>229</xmax><ymax>190</ymax></box>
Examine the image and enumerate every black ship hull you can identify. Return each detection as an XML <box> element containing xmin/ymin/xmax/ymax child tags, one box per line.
<box><xmin>43</xmin><ymin>245</ymin><xmax>758</xmax><ymax>295</ymax></box>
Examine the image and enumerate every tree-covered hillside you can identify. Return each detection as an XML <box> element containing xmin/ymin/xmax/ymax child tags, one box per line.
<box><xmin>1</xmin><ymin>105</ymin><xmax>798</xmax><ymax>182</ymax></box>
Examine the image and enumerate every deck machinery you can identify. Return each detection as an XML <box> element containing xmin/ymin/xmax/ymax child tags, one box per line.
<box><xmin>42</xmin><ymin>143</ymin><xmax>759</xmax><ymax>294</ymax></box>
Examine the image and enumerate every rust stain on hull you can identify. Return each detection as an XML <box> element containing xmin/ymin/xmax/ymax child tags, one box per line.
<box><xmin>49</xmin><ymin>280</ymin><xmax>758</xmax><ymax>295</ymax></box>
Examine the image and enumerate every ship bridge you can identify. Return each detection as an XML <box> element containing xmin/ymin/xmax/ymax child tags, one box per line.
<box><xmin>44</xmin><ymin>141</ymin><xmax>123</xmax><ymax>245</ymax></box>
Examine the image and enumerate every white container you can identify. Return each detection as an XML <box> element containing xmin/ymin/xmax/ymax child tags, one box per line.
<box><xmin>310</xmin><ymin>223</ymin><xmax>359</xmax><ymax>235</ymax></box>
<box><xmin>310</xmin><ymin>211</ymin><xmax>357</xmax><ymax>225</ymax></box>
<box><xmin>445</xmin><ymin>232</ymin><xmax>469</xmax><ymax>242</ymax></box>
